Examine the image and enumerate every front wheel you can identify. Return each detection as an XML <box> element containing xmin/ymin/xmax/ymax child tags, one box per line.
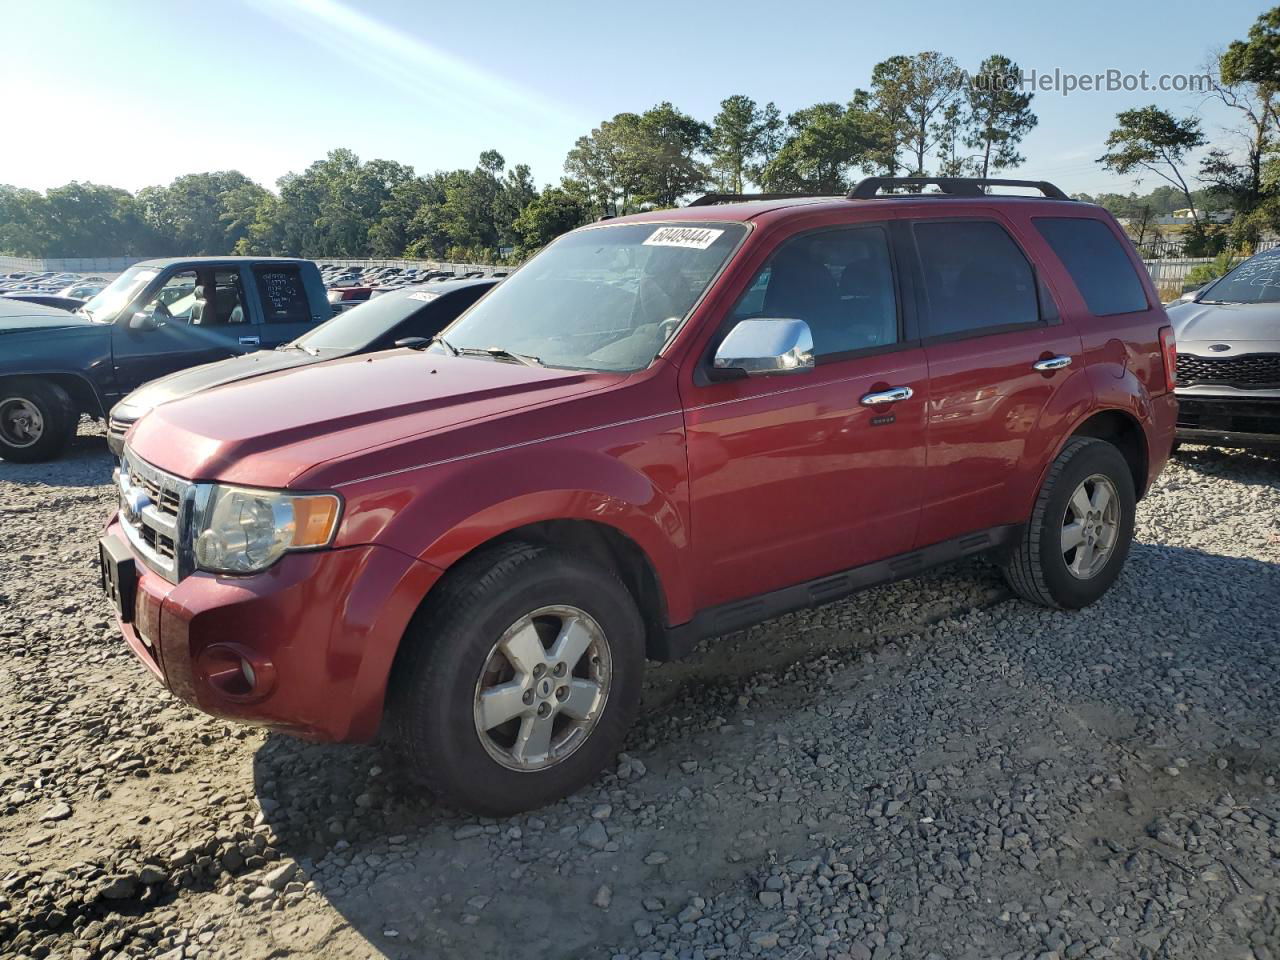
<box><xmin>1002</xmin><ymin>437</ymin><xmax>1136</xmax><ymax>609</ymax></box>
<box><xmin>389</xmin><ymin>542</ymin><xmax>645</xmax><ymax>815</ymax></box>
<box><xmin>0</xmin><ymin>378</ymin><xmax>76</xmax><ymax>463</ymax></box>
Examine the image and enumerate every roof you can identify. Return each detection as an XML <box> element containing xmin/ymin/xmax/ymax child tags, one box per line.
<box><xmin>604</xmin><ymin>194</ymin><xmax>1107</xmax><ymax>227</ymax></box>
<box><xmin>133</xmin><ymin>256</ymin><xmax>312</xmax><ymax>268</ymax></box>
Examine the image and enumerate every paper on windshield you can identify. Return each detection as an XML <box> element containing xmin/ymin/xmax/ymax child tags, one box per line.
<box><xmin>407</xmin><ymin>291</ymin><xmax>440</xmax><ymax>302</ymax></box>
<box><xmin>643</xmin><ymin>226</ymin><xmax>725</xmax><ymax>250</ymax></box>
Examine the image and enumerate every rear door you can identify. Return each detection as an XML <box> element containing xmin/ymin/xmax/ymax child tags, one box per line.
<box><xmin>247</xmin><ymin>264</ymin><xmax>326</xmax><ymax>348</ymax></box>
<box><xmin>682</xmin><ymin>221</ymin><xmax>929</xmax><ymax>611</ymax></box>
<box><xmin>908</xmin><ymin>216</ymin><xmax>1085</xmax><ymax>547</ymax></box>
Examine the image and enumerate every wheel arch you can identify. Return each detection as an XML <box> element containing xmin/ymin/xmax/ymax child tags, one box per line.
<box><xmin>1067</xmin><ymin>408</ymin><xmax>1149</xmax><ymax>499</ymax></box>
<box><xmin>0</xmin><ymin>369</ymin><xmax>107</xmax><ymax>418</ymax></box>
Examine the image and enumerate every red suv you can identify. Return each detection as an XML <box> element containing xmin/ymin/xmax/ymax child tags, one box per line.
<box><xmin>100</xmin><ymin>178</ymin><xmax>1178</xmax><ymax>815</ymax></box>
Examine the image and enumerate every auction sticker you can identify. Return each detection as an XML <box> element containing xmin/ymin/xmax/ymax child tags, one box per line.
<box><xmin>407</xmin><ymin>291</ymin><xmax>440</xmax><ymax>302</ymax></box>
<box><xmin>643</xmin><ymin>226</ymin><xmax>724</xmax><ymax>250</ymax></box>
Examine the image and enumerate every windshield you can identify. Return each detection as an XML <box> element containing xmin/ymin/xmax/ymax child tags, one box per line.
<box><xmin>1201</xmin><ymin>250</ymin><xmax>1280</xmax><ymax>304</ymax></box>
<box><xmin>295</xmin><ymin>290</ymin><xmax>437</xmax><ymax>352</ymax></box>
<box><xmin>438</xmin><ymin>221</ymin><xmax>746</xmax><ymax>371</ymax></box>
<box><xmin>81</xmin><ymin>267</ymin><xmax>159</xmax><ymax>322</ymax></box>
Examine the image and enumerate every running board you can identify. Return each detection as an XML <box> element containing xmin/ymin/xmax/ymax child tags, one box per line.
<box><xmin>654</xmin><ymin>525</ymin><xmax>1022</xmax><ymax>661</ymax></box>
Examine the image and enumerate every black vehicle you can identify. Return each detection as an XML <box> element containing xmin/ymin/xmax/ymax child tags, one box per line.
<box><xmin>0</xmin><ymin>257</ymin><xmax>330</xmax><ymax>462</ymax></box>
<box><xmin>106</xmin><ymin>278</ymin><xmax>498</xmax><ymax>455</ymax></box>
<box><xmin>1</xmin><ymin>291</ymin><xmax>86</xmax><ymax>312</ymax></box>
<box><xmin>1167</xmin><ymin>247</ymin><xmax>1280</xmax><ymax>450</ymax></box>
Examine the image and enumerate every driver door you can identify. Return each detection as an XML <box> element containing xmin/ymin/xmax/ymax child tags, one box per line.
<box><xmin>111</xmin><ymin>268</ymin><xmax>258</xmax><ymax>392</ymax></box>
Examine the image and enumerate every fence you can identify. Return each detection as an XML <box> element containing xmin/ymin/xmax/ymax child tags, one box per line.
<box><xmin>1133</xmin><ymin>237</ymin><xmax>1280</xmax><ymax>259</ymax></box>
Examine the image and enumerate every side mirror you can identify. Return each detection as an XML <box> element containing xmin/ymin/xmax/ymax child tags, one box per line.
<box><xmin>713</xmin><ymin>318</ymin><xmax>814</xmax><ymax>377</ymax></box>
<box><xmin>129</xmin><ymin>311</ymin><xmax>159</xmax><ymax>331</ymax></box>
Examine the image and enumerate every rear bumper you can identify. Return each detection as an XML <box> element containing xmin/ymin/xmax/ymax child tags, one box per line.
<box><xmin>105</xmin><ymin>515</ymin><xmax>442</xmax><ymax>742</ymax></box>
<box><xmin>1175</xmin><ymin>394</ymin><xmax>1280</xmax><ymax>449</ymax></box>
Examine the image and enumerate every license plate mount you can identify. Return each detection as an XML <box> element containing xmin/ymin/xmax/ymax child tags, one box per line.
<box><xmin>99</xmin><ymin>535</ymin><xmax>137</xmax><ymax>623</ymax></box>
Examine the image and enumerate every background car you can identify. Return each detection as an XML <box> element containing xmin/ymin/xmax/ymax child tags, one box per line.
<box><xmin>1</xmin><ymin>290</ymin><xmax>86</xmax><ymax>311</ymax></box>
<box><xmin>1167</xmin><ymin>247</ymin><xmax>1280</xmax><ymax>449</ymax></box>
<box><xmin>107</xmin><ymin>277</ymin><xmax>499</xmax><ymax>454</ymax></box>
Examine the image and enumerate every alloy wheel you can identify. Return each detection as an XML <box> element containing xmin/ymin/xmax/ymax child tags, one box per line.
<box><xmin>1061</xmin><ymin>473</ymin><xmax>1121</xmax><ymax>579</ymax></box>
<box><xmin>472</xmin><ymin>605</ymin><xmax>611</xmax><ymax>772</ymax></box>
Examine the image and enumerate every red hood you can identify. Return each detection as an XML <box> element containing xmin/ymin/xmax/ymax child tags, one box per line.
<box><xmin>128</xmin><ymin>350</ymin><xmax>617</xmax><ymax>487</ymax></box>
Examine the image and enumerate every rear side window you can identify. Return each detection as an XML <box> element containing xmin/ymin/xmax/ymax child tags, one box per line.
<box><xmin>1034</xmin><ymin>217</ymin><xmax>1148</xmax><ymax>315</ymax></box>
<box><xmin>912</xmin><ymin>220</ymin><xmax>1039</xmax><ymax>338</ymax></box>
<box><xmin>253</xmin><ymin>267</ymin><xmax>311</xmax><ymax>324</ymax></box>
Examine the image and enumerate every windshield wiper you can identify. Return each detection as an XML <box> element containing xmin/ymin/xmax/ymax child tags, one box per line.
<box><xmin>458</xmin><ymin>345</ymin><xmax>541</xmax><ymax>366</ymax></box>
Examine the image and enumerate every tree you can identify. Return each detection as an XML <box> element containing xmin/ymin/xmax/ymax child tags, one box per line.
<box><xmin>708</xmin><ymin>95</ymin><xmax>782</xmax><ymax>193</ymax></box>
<box><xmin>137</xmin><ymin>171</ymin><xmax>269</xmax><ymax>255</ymax></box>
<box><xmin>512</xmin><ymin>186</ymin><xmax>591</xmax><ymax>257</ymax></box>
<box><xmin>869</xmin><ymin>52</ymin><xmax>966</xmax><ymax>176</ymax></box>
<box><xmin>1200</xmin><ymin>7</ymin><xmax>1280</xmax><ymax>250</ymax></box>
<box><xmin>964</xmin><ymin>54</ymin><xmax>1037</xmax><ymax>178</ymax></box>
<box><xmin>1099</xmin><ymin>106</ymin><xmax>1207</xmax><ymax>226</ymax></box>
<box><xmin>565</xmin><ymin>102</ymin><xmax>710</xmax><ymax>213</ymax></box>
<box><xmin>758</xmin><ymin>103</ymin><xmax>873</xmax><ymax>193</ymax></box>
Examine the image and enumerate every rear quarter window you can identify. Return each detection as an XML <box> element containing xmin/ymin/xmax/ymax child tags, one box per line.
<box><xmin>1034</xmin><ymin>217</ymin><xmax>1148</xmax><ymax>316</ymax></box>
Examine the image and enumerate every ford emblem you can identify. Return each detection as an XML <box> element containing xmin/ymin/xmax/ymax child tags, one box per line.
<box><xmin>1208</xmin><ymin>343</ymin><xmax>1231</xmax><ymax>352</ymax></box>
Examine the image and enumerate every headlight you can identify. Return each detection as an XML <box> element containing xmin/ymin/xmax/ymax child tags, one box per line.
<box><xmin>192</xmin><ymin>484</ymin><xmax>342</xmax><ymax>574</ymax></box>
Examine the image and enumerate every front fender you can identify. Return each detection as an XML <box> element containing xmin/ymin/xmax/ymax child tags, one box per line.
<box><xmin>335</xmin><ymin>422</ymin><xmax>694</xmax><ymax>623</ymax></box>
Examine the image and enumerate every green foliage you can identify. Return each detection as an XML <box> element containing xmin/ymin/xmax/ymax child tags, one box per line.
<box><xmin>1099</xmin><ymin>106</ymin><xmax>1206</xmax><ymax>226</ymax></box>
<box><xmin>511</xmin><ymin>187</ymin><xmax>591</xmax><ymax>258</ymax></box>
<box><xmin>1186</xmin><ymin>250</ymin><xmax>1241</xmax><ymax>288</ymax></box>
<box><xmin>964</xmin><ymin>54</ymin><xmax>1037</xmax><ymax>178</ymax></box>
<box><xmin>708</xmin><ymin>95</ymin><xmax>783</xmax><ymax>193</ymax></box>
<box><xmin>565</xmin><ymin>103</ymin><xmax>710</xmax><ymax>214</ymax></box>
<box><xmin>758</xmin><ymin>103</ymin><xmax>873</xmax><ymax>193</ymax></box>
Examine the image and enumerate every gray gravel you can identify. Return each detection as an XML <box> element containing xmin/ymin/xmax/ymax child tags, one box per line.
<box><xmin>1</xmin><ymin>422</ymin><xmax>1278</xmax><ymax>960</ymax></box>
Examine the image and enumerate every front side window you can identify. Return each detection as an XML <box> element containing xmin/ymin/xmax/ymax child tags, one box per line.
<box><xmin>138</xmin><ymin>271</ymin><xmax>197</xmax><ymax>321</ymax></box>
<box><xmin>729</xmin><ymin>226</ymin><xmax>898</xmax><ymax>357</ymax></box>
<box><xmin>913</xmin><ymin>220</ymin><xmax>1039</xmax><ymax>338</ymax></box>
<box><xmin>1034</xmin><ymin>217</ymin><xmax>1148</xmax><ymax>315</ymax></box>
<box><xmin>437</xmin><ymin>222</ymin><xmax>746</xmax><ymax>372</ymax></box>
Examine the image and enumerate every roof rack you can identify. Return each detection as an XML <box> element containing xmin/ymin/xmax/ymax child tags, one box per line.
<box><xmin>687</xmin><ymin>192</ymin><xmax>831</xmax><ymax>207</ymax></box>
<box><xmin>848</xmin><ymin>177</ymin><xmax>1071</xmax><ymax>201</ymax></box>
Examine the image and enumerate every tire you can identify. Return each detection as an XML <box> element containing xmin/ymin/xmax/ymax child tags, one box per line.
<box><xmin>0</xmin><ymin>378</ymin><xmax>76</xmax><ymax>463</ymax></box>
<box><xmin>1002</xmin><ymin>437</ymin><xmax>1136</xmax><ymax>609</ymax></box>
<box><xmin>389</xmin><ymin>541</ymin><xmax>646</xmax><ymax>815</ymax></box>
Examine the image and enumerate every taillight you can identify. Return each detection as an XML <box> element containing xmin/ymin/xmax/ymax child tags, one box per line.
<box><xmin>1159</xmin><ymin>326</ymin><xmax>1176</xmax><ymax>392</ymax></box>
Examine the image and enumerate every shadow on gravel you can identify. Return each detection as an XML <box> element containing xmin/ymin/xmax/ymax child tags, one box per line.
<box><xmin>245</xmin><ymin>539</ymin><xmax>1279</xmax><ymax>959</ymax></box>
<box><xmin>0</xmin><ymin>422</ymin><xmax>114</xmax><ymax>488</ymax></box>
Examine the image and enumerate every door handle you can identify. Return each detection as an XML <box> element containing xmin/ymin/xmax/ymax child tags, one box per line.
<box><xmin>1033</xmin><ymin>355</ymin><xmax>1072</xmax><ymax>372</ymax></box>
<box><xmin>860</xmin><ymin>386</ymin><xmax>914</xmax><ymax>406</ymax></box>
<box><xmin>239</xmin><ymin>336</ymin><xmax>261</xmax><ymax>347</ymax></box>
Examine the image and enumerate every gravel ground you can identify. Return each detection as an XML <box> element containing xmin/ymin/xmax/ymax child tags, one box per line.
<box><xmin>2</xmin><ymin>422</ymin><xmax>1278</xmax><ymax>960</ymax></box>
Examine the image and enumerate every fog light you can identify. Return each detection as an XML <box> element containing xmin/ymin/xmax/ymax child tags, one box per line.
<box><xmin>197</xmin><ymin>644</ymin><xmax>275</xmax><ymax>702</ymax></box>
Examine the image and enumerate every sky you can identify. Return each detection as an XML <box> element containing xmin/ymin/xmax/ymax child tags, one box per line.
<box><xmin>0</xmin><ymin>0</ymin><xmax>1269</xmax><ymax>199</ymax></box>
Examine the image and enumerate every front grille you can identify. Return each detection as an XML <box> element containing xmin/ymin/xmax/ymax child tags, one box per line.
<box><xmin>1176</xmin><ymin>352</ymin><xmax>1280</xmax><ymax>389</ymax></box>
<box><xmin>117</xmin><ymin>448</ymin><xmax>193</xmax><ymax>582</ymax></box>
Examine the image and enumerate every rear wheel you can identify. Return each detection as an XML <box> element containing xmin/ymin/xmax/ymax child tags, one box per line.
<box><xmin>389</xmin><ymin>542</ymin><xmax>645</xmax><ymax>815</ymax></box>
<box><xmin>0</xmin><ymin>378</ymin><xmax>76</xmax><ymax>463</ymax></box>
<box><xmin>1002</xmin><ymin>437</ymin><xmax>1136</xmax><ymax>609</ymax></box>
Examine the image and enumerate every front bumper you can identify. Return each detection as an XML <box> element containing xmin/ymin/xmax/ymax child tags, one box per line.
<box><xmin>1174</xmin><ymin>393</ymin><xmax>1280</xmax><ymax>449</ymax></box>
<box><xmin>104</xmin><ymin>515</ymin><xmax>442</xmax><ymax>742</ymax></box>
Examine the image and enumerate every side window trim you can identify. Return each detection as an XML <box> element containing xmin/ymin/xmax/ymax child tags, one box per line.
<box><xmin>907</xmin><ymin>215</ymin><xmax>1053</xmax><ymax>345</ymax></box>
